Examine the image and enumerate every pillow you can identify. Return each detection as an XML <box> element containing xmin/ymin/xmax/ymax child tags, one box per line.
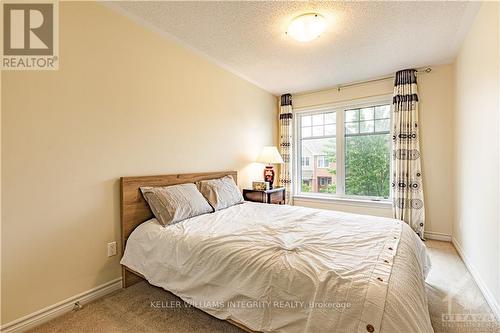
<box><xmin>197</xmin><ymin>175</ymin><xmax>244</xmax><ymax>211</ymax></box>
<box><xmin>140</xmin><ymin>183</ymin><xmax>213</xmax><ymax>226</ymax></box>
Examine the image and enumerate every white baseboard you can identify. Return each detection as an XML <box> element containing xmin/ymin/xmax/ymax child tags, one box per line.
<box><xmin>452</xmin><ymin>238</ymin><xmax>500</xmax><ymax>321</ymax></box>
<box><xmin>1</xmin><ymin>277</ymin><xmax>122</xmax><ymax>333</ymax></box>
<box><xmin>424</xmin><ymin>231</ymin><xmax>452</xmax><ymax>241</ymax></box>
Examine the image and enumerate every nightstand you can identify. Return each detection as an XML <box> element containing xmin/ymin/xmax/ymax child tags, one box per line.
<box><xmin>243</xmin><ymin>187</ymin><xmax>285</xmax><ymax>205</ymax></box>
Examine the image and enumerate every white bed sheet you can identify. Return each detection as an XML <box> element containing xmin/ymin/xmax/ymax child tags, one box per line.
<box><xmin>121</xmin><ymin>202</ymin><xmax>433</xmax><ymax>333</ymax></box>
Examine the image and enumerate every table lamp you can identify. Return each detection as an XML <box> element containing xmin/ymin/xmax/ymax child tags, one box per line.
<box><xmin>256</xmin><ymin>146</ymin><xmax>284</xmax><ymax>189</ymax></box>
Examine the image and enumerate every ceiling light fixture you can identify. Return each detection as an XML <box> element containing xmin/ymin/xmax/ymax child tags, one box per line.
<box><xmin>287</xmin><ymin>13</ymin><xmax>326</xmax><ymax>42</ymax></box>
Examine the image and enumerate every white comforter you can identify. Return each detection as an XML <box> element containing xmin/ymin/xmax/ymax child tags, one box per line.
<box><xmin>121</xmin><ymin>202</ymin><xmax>433</xmax><ymax>333</ymax></box>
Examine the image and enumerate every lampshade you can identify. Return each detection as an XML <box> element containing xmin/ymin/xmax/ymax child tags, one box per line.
<box><xmin>256</xmin><ymin>146</ymin><xmax>284</xmax><ymax>164</ymax></box>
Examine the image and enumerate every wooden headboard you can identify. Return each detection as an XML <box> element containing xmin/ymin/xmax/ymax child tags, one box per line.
<box><xmin>120</xmin><ymin>171</ymin><xmax>237</xmax><ymax>287</ymax></box>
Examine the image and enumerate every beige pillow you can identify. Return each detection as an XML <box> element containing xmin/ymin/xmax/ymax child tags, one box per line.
<box><xmin>140</xmin><ymin>183</ymin><xmax>213</xmax><ymax>226</ymax></box>
<box><xmin>197</xmin><ymin>176</ymin><xmax>244</xmax><ymax>211</ymax></box>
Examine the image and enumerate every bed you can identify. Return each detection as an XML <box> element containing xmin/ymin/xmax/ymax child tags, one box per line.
<box><xmin>120</xmin><ymin>171</ymin><xmax>434</xmax><ymax>333</ymax></box>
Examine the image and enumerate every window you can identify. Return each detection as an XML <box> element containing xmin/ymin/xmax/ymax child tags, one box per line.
<box><xmin>301</xmin><ymin>156</ymin><xmax>310</xmax><ymax>167</ymax></box>
<box><xmin>317</xmin><ymin>155</ymin><xmax>328</xmax><ymax>168</ymax></box>
<box><xmin>297</xmin><ymin>101</ymin><xmax>391</xmax><ymax>200</ymax></box>
<box><xmin>317</xmin><ymin>176</ymin><xmax>332</xmax><ymax>192</ymax></box>
<box><xmin>299</xmin><ymin>111</ymin><xmax>336</xmax><ymax>195</ymax></box>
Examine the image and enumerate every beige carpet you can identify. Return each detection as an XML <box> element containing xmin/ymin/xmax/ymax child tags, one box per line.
<box><xmin>424</xmin><ymin>241</ymin><xmax>499</xmax><ymax>333</ymax></box>
<box><xmin>29</xmin><ymin>241</ymin><xmax>499</xmax><ymax>333</ymax></box>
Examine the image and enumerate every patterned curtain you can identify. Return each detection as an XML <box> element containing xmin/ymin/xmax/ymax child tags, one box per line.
<box><xmin>391</xmin><ymin>69</ymin><xmax>425</xmax><ymax>239</ymax></box>
<box><xmin>279</xmin><ymin>94</ymin><xmax>293</xmax><ymax>204</ymax></box>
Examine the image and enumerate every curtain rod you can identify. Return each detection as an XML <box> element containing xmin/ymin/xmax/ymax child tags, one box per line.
<box><xmin>335</xmin><ymin>67</ymin><xmax>432</xmax><ymax>91</ymax></box>
<box><xmin>293</xmin><ymin>67</ymin><xmax>432</xmax><ymax>96</ymax></box>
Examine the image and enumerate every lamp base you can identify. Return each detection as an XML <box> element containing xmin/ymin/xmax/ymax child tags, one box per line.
<box><xmin>263</xmin><ymin>165</ymin><xmax>275</xmax><ymax>189</ymax></box>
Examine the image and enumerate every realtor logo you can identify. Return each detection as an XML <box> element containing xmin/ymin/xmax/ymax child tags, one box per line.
<box><xmin>1</xmin><ymin>1</ymin><xmax>58</xmax><ymax>70</ymax></box>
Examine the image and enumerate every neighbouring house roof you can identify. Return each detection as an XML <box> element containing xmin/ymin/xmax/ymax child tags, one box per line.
<box><xmin>301</xmin><ymin>139</ymin><xmax>336</xmax><ymax>157</ymax></box>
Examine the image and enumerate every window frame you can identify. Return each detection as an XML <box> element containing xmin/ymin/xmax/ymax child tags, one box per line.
<box><xmin>293</xmin><ymin>95</ymin><xmax>393</xmax><ymax>203</ymax></box>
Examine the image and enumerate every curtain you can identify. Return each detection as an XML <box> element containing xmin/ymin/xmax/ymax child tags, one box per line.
<box><xmin>279</xmin><ymin>94</ymin><xmax>293</xmax><ymax>204</ymax></box>
<box><xmin>391</xmin><ymin>69</ymin><xmax>425</xmax><ymax>239</ymax></box>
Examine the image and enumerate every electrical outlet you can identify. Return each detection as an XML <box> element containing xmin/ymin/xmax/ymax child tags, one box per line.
<box><xmin>107</xmin><ymin>241</ymin><xmax>117</xmax><ymax>257</ymax></box>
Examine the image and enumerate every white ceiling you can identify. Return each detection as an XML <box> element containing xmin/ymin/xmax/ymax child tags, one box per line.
<box><xmin>107</xmin><ymin>1</ymin><xmax>480</xmax><ymax>95</ymax></box>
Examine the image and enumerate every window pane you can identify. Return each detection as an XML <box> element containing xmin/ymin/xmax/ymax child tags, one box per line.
<box><xmin>360</xmin><ymin>107</ymin><xmax>374</xmax><ymax>120</ymax></box>
<box><xmin>375</xmin><ymin>105</ymin><xmax>390</xmax><ymax>119</ymax></box>
<box><xmin>345</xmin><ymin>122</ymin><xmax>359</xmax><ymax>134</ymax></box>
<box><xmin>360</xmin><ymin>121</ymin><xmax>374</xmax><ymax>133</ymax></box>
<box><xmin>300</xmin><ymin>138</ymin><xmax>336</xmax><ymax>195</ymax></box>
<box><xmin>345</xmin><ymin>134</ymin><xmax>390</xmax><ymax>198</ymax></box>
<box><xmin>312</xmin><ymin>114</ymin><xmax>323</xmax><ymax>126</ymax></box>
<box><xmin>345</xmin><ymin>109</ymin><xmax>359</xmax><ymax>122</ymax></box>
<box><xmin>324</xmin><ymin>124</ymin><xmax>335</xmax><ymax>136</ymax></box>
<box><xmin>312</xmin><ymin>126</ymin><xmax>324</xmax><ymax>137</ymax></box>
<box><xmin>302</xmin><ymin>115</ymin><xmax>312</xmax><ymax>127</ymax></box>
<box><xmin>324</xmin><ymin>112</ymin><xmax>336</xmax><ymax>124</ymax></box>
<box><xmin>375</xmin><ymin>119</ymin><xmax>390</xmax><ymax>132</ymax></box>
<box><xmin>302</xmin><ymin>127</ymin><xmax>312</xmax><ymax>138</ymax></box>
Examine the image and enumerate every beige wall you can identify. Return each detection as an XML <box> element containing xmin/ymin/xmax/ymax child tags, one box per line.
<box><xmin>1</xmin><ymin>3</ymin><xmax>277</xmax><ymax>324</ymax></box>
<box><xmin>293</xmin><ymin>64</ymin><xmax>455</xmax><ymax>239</ymax></box>
<box><xmin>453</xmin><ymin>1</ymin><xmax>500</xmax><ymax>311</ymax></box>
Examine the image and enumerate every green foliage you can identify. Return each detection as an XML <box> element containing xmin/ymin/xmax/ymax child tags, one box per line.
<box><xmin>301</xmin><ymin>181</ymin><xmax>311</xmax><ymax>192</ymax></box>
<box><xmin>319</xmin><ymin>183</ymin><xmax>337</xmax><ymax>194</ymax></box>
<box><xmin>310</xmin><ymin>135</ymin><xmax>389</xmax><ymax>198</ymax></box>
<box><xmin>344</xmin><ymin>134</ymin><xmax>390</xmax><ymax>198</ymax></box>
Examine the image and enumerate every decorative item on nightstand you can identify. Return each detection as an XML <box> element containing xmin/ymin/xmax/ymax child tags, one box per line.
<box><xmin>256</xmin><ymin>146</ymin><xmax>284</xmax><ymax>190</ymax></box>
<box><xmin>252</xmin><ymin>181</ymin><xmax>269</xmax><ymax>191</ymax></box>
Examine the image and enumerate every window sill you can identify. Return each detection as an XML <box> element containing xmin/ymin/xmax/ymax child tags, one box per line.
<box><xmin>293</xmin><ymin>194</ymin><xmax>393</xmax><ymax>209</ymax></box>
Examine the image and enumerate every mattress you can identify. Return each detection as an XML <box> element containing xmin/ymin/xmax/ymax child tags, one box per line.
<box><xmin>121</xmin><ymin>202</ymin><xmax>433</xmax><ymax>333</ymax></box>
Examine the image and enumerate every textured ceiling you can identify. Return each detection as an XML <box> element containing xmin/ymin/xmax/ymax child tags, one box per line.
<box><xmin>107</xmin><ymin>1</ymin><xmax>480</xmax><ymax>95</ymax></box>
